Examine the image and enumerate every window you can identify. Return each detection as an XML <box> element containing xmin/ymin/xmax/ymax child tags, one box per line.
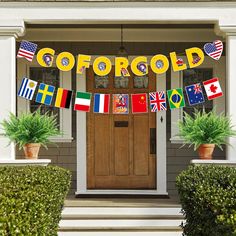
<box><xmin>170</xmin><ymin>57</ymin><xmax>226</xmax><ymax>143</ymax></box>
<box><xmin>133</xmin><ymin>75</ymin><xmax>149</xmax><ymax>88</ymax></box>
<box><xmin>94</xmin><ymin>75</ymin><xmax>109</xmax><ymax>88</ymax></box>
<box><xmin>17</xmin><ymin>58</ymin><xmax>72</xmax><ymax>142</ymax></box>
<box><xmin>114</xmin><ymin>76</ymin><xmax>129</xmax><ymax>88</ymax></box>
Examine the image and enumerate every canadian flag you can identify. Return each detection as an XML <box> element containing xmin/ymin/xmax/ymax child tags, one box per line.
<box><xmin>203</xmin><ymin>78</ymin><xmax>223</xmax><ymax>100</ymax></box>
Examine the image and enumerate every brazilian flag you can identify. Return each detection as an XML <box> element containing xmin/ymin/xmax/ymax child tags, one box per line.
<box><xmin>167</xmin><ymin>88</ymin><xmax>185</xmax><ymax>109</ymax></box>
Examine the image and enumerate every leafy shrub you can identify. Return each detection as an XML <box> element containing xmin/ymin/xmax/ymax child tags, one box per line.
<box><xmin>176</xmin><ymin>165</ymin><xmax>236</xmax><ymax>236</ymax></box>
<box><xmin>0</xmin><ymin>165</ymin><xmax>71</xmax><ymax>235</ymax></box>
<box><xmin>1</xmin><ymin>111</ymin><xmax>60</xmax><ymax>149</ymax></box>
<box><xmin>177</xmin><ymin>109</ymin><xmax>236</xmax><ymax>150</ymax></box>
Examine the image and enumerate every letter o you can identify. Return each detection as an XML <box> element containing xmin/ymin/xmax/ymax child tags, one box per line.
<box><xmin>93</xmin><ymin>56</ymin><xmax>112</xmax><ymax>76</ymax></box>
<box><xmin>150</xmin><ymin>55</ymin><xmax>169</xmax><ymax>74</ymax></box>
<box><xmin>56</xmin><ymin>52</ymin><xmax>75</xmax><ymax>72</ymax></box>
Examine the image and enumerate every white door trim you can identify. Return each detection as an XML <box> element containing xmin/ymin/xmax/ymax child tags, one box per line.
<box><xmin>76</xmin><ymin>56</ymin><xmax>167</xmax><ymax>195</ymax></box>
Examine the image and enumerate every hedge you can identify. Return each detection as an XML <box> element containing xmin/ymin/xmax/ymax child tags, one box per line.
<box><xmin>0</xmin><ymin>165</ymin><xmax>71</xmax><ymax>235</ymax></box>
<box><xmin>176</xmin><ymin>165</ymin><xmax>236</xmax><ymax>236</ymax></box>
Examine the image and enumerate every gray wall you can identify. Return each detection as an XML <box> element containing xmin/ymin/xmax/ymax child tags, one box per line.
<box><xmin>16</xmin><ymin>41</ymin><xmax>226</xmax><ymax>198</ymax></box>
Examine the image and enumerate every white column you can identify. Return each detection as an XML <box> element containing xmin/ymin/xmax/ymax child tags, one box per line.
<box><xmin>0</xmin><ymin>20</ymin><xmax>25</xmax><ymax>160</ymax></box>
<box><xmin>226</xmin><ymin>34</ymin><xmax>236</xmax><ymax>160</ymax></box>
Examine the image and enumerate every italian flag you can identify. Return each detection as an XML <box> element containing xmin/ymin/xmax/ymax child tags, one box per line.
<box><xmin>74</xmin><ymin>92</ymin><xmax>92</xmax><ymax>112</ymax></box>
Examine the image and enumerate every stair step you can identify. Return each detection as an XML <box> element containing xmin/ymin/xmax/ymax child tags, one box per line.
<box><xmin>59</xmin><ymin>219</ymin><xmax>183</xmax><ymax>231</ymax></box>
<box><xmin>59</xmin><ymin>206</ymin><xmax>184</xmax><ymax>234</ymax></box>
<box><xmin>61</xmin><ymin>207</ymin><xmax>183</xmax><ymax>219</ymax></box>
<box><xmin>58</xmin><ymin>232</ymin><xmax>183</xmax><ymax>236</ymax></box>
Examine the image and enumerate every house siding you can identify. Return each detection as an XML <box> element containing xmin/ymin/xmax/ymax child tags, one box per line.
<box><xmin>16</xmin><ymin>41</ymin><xmax>226</xmax><ymax>197</ymax></box>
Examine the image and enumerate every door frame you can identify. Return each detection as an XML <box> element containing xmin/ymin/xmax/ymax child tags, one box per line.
<box><xmin>76</xmin><ymin>56</ymin><xmax>167</xmax><ymax>195</ymax></box>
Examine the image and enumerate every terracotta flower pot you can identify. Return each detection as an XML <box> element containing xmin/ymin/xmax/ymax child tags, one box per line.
<box><xmin>23</xmin><ymin>143</ymin><xmax>41</xmax><ymax>159</ymax></box>
<box><xmin>198</xmin><ymin>144</ymin><xmax>215</xmax><ymax>160</ymax></box>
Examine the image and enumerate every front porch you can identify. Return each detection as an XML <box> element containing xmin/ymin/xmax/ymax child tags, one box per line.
<box><xmin>0</xmin><ymin>2</ymin><xmax>236</xmax><ymax>235</ymax></box>
<box><xmin>14</xmin><ymin>23</ymin><xmax>226</xmax><ymax>198</ymax></box>
<box><xmin>0</xmin><ymin>0</ymin><xmax>236</xmax><ymax>207</ymax></box>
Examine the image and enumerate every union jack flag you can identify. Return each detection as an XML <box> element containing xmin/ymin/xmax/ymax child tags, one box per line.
<box><xmin>193</xmin><ymin>83</ymin><xmax>202</xmax><ymax>94</ymax></box>
<box><xmin>149</xmin><ymin>91</ymin><xmax>167</xmax><ymax>112</ymax></box>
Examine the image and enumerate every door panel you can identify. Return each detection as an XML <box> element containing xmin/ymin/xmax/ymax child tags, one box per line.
<box><xmin>133</xmin><ymin>115</ymin><xmax>149</xmax><ymax>176</ymax></box>
<box><xmin>94</xmin><ymin>115</ymin><xmax>110</xmax><ymax>176</ymax></box>
<box><xmin>87</xmin><ymin>66</ymin><xmax>156</xmax><ymax>189</ymax></box>
<box><xmin>114</xmin><ymin>120</ymin><xmax>130</xmax><ymax>176</ymax></box>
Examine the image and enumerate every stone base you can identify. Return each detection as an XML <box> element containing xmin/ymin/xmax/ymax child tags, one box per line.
<box><xmin>0</xmin><ymin>159</ymin><xmax>51</xmax><ymax>166</ymax></box>
<box><xmin>191</xmin><ymin>159</ymin><xmax>236</xmax><ymax>167</ymax></box>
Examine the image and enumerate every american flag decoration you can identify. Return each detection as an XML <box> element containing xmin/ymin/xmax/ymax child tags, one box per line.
<box><xmin>203</xmin><ymin>40</ymin><xmax>223</xmax><ymax>61</ymax></box>
<box><xmin>17</xmin><ymin>40</ymin><xmax>38</xmax><ymax>62</ymax></box>
<box><xmin>149</xmin><ymin>91</ymin><xmax>167</xmax><ymax>112</ymax></box>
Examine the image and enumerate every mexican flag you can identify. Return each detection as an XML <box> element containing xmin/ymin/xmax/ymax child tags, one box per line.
<box><xmin>74</xmin><ymin>92</ymin><xmax>92</xmax><ymax>112</ymax></box>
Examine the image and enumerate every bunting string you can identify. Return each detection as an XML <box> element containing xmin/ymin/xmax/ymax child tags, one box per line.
<box><xmin>16</xmin><ymin>39</ymin><xmax>224</xmax><ymax>114</ymax></box>
<box><xmin>18</xmin><ymin>77</ymin><xmax>223</xmax><ymax>114</ymax></box>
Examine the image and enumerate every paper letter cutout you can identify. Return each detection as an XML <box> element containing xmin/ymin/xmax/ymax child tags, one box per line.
<box><xmin>186</xmin><ymin>47</ymin><xmax>205</xmax><ymax>68</ymax></box>
<box><xmin>131</xmin><ymin>56</ymin><xmax>148</xmax><ymax>76</ymax></box>
<box><xmin>56</xmin><ymin>52</ymin><xmax>75</xmax><ymax>72</ymax></box>
<box><xmin>37</xmin><ymin>48</ymin><xmax>55</xmax><ymax>67</ymax></box>
<box><xmin>169</xmin><ymin>52</ymin><xmax>187</xmax><ymax>72</ymax></box>
<box><xmin>93</xmin><ymin>56</ymin><xmax>112</xmax><ymax>76</ymax></box>
<box><xmin>115</xmin><ymin>57</ymin><xmax>130</xmax><ymax>77</ymax></box>
<box><xmin>77</xmin><ymin>54</ymin><xmax>91</xmax><ymax>74</ymax></box>
<box><xmin>150</xmin><ymin>55</ymin><xmax>169</xmax><ymax>74</ymax></box>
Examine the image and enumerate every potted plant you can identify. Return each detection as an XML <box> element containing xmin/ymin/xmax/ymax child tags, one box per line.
<box><xmin>1</xmin><ymin>110</ymin><xmax>60</xmax><ymax>159</ymax></box>
<box><xmin>177</xmin><ymin>109</ymin><xmax>236</xmax><ymax>159</ymax></box>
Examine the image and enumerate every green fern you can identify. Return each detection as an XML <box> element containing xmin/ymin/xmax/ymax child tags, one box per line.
<box><xmin>177</xmin><ymin>109</ymin><xmax>236</xmax><ymax>150</ymax></box>
<box><xmin>1</xmin><ymin>110</ymin><xmax>60</xmax><ymax>149</ymax></box>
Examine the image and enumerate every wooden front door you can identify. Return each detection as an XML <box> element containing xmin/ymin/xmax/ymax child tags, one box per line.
<box><xmin>87</xmin><ymin>67</ymin><xmax>156</xmax><ymax>189</ymax></box>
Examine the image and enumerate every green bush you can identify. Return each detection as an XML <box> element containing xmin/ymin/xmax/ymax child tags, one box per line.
<box><xmin>176</xmin><ymin>165</ymin><xmax>236</xmax><ymax>236</ymax></box>
<box><xmin>0</xmin><ymin>165</ymin><xmax>71</xmax><ymax>235</ymax></box>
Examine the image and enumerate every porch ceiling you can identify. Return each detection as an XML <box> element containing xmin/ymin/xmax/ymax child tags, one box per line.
<box><xmin>19</xmin><ymin>25</ymin><xmax>221</xmax><ymax>42</ymax></box>
<box><xmin>26</xmin><ymin>24</ymin><xmax>215</xmax><ymax>29</ymax></box>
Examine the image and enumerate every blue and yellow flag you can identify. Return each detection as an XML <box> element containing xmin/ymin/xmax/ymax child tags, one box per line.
<box><xmin>36</xmin><ymin>83</ymin><xmax>55</xmax><ymax>105</ymax></box>
<box><xmin>167</xmin><ymin>88</ymin><xmax>185</xmax><ymax>109</ymax></box>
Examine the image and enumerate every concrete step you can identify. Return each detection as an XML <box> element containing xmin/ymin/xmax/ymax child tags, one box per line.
<box><xmin>61</xmin><ymin>207</ymin><xmax>183</xmax><ymax>219</ymax></box>
<box><xmin>59</xmin><ymin>219</ymin><xmax>183</xmax><ymax>231</ymax></box>
<box><xmin>59</xmin><ymin>206</ymin><xmax>184</xmax><ymax>234</ymax></box>
<box><xmin>58</xmin><ymin>232</ymin><xmax>183</xmax><ymax>236</ymax></box>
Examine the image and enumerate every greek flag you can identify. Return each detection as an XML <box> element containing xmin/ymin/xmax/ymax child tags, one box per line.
<box><xmin>18</xmin><ymin>78</ymin><xmax>38</xmax><ymax>100</ymax></box>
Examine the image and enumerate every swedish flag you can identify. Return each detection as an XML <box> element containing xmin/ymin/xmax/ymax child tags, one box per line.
<box><xmin>36</xmin><ymin>83</ymin><xmax>55</xmax><ymax>105</ymax></box>
<box><xmin>167</xmin><ymin>88</ymin><xmax>185</xmax><ymax>109</ymax></box>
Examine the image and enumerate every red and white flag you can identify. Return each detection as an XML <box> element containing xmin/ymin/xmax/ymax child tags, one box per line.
<box><xmin>203</xmin><ymin>78</ymin><xmax>223</xmax><ymax>100</ymax></box>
